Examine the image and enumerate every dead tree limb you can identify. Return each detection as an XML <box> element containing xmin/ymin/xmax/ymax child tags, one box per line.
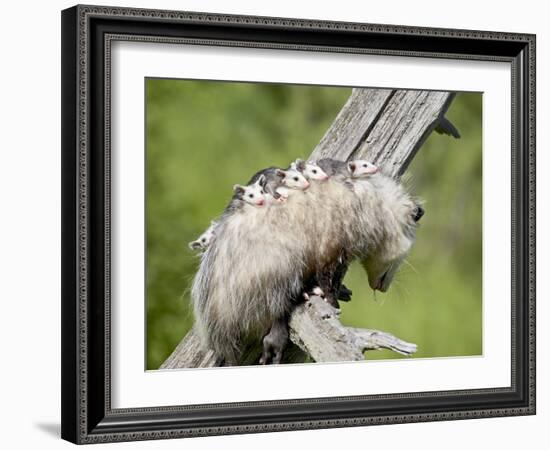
<box><xmin>160</xmin><ymin>88</ymin><xmax>458</xmax><ymax>370</ymax></box>
<box><xmin>288</xmin><ymin>297</ymin><xmax>417</xmax><ymax>362</ymax></box>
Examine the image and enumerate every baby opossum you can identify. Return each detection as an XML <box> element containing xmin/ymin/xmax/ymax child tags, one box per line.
<box><xmin>316</xmin><ymin>158</ymin><xmax>378</xmax><ymax>184</ymax></box>
<box><xmin>291</xmin><ymin>159</ymin><xmax>330</xmax><ymax>181</ymax></box>
<box><xmin>192</xmin><ymin>160</ymin><xmax>423</xmax><ymax>365</ymax></box>
<box><xmin>248</xmin><ymin>166</ymin><xmax>309</xmax><ymax>201</ymax></box>
<box><xmin>231</xmin><ymin>175</ymin><xmax>267</xmax><ymax>208</ymax></box>
<box><xmin>188</xmin><ymin>221</ymin><xmax>217</xmax><ymax>252</ymax></box>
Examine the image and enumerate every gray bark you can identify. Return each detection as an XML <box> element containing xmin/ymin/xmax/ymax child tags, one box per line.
<box><xmin>160</xmin><ymin>87</ymin><xmax>457</xmax><ymax>369</ymax></box>
<box><xmin>289</xmin><ymin>296</ymin><xmax>417</xmax><ymax>362</ymax></box>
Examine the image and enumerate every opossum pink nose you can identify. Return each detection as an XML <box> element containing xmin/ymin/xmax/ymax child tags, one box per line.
<box><xmin>257</xmin><ymin>199</ymin><xmax>265</xmax><ymax>206</ymax></box>
<box><xmin>367</xmin><ymin>166</ymin><xmax>379</xmax><ymax>174</ymax></box>
<box><xmin>304</xmin><ymin>181</ymin><xmax>310</xmax><ymax>190</ymax></box>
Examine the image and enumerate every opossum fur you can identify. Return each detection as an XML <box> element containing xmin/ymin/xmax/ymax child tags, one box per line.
<box><xmin>191</xmin><ymin>170</ymin><xmax>421</xmax><ymax>363</ymax></box>
<box><xmin>192</xmin><ymin>195</ymin><xmax>308</xmax><ymax>364</ymax></box>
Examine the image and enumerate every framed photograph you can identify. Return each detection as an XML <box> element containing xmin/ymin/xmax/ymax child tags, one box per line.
<box><xmin>61</xmin><ymin>4</ymin><xmax>536</xmax><ymax>444</ymax></box>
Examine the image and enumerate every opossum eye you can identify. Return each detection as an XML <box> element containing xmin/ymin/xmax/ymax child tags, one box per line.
<box><xmin>201</xmin><ymin>238</ymin><xmax>206</xmax><ymax>242</ymax></box>
<box><xmin>363</xmin><ymin>164</ymin><xmax>367</xmax><ymax>168</ymax></box>
<box><xmin>293</xmin><ymin>177</ymin><xmax>299</xmax><ymax>181</ymax></box>
<box><xmin>312</xmin><ymin>170</ymin><xmax>317</xmax><ymax>174</ymax></box>
<box><xmin>248</xmin><ymin>194</ymin><xmax>254</xmax><ymax>198</ymax></box>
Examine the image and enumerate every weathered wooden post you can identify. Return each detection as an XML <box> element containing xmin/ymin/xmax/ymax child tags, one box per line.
<box><xmin>161</xmin><ymin>88</ymin><xmax>458</xmax><ymax>369</ymax></box>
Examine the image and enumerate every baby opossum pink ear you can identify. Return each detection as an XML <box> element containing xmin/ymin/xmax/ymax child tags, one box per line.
<box><xmin>294</xmin><ymin>159</ymin><xmax>306</xmax><ymax>172</ymax></box>
<box><xmin>275</xmin><ymin>169</ymin><xmax>286</xmax><ymax>178</ymax></box>
<box><xmin>233</xmin><ymin>184</ymin><xmax>245</xmax><ymax>195</ymax></box>
<box><xmin>348</xmin><ymin>162</ymin><xmax>356</xmax><ymax>173</ymax></box>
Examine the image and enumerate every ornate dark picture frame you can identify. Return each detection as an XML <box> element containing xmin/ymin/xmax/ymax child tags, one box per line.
<box><xmin>61</xmin><ymin>4</ymin><xmax>536</xmax><ymax>444</ymax></box>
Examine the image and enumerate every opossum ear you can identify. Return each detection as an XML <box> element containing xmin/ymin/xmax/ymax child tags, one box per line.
<box><xmin>294</xmin><ymin>159</ymin><xmax>306</xmax><ymax>172</ymax></box>
<box><xmin>275</xmin><ymin>169</ymin><xmax>286</xmax><ymax>178</ymax></box>
<box><xmin>233</xmin><ymin>184</ymin><xmax>245</xmax><ymax>195</ymax></box>
<box><xmin>256</xmin><ymin>174</ymin><xmax>267</xmax><ymax>187</ymax></box>
<box><xmin>413</xmin><ymin>205</ymin><xmax>425</xmax><ymax>222</ymax></box>
<box><xmin>348</xmin><ymin>162</ymin><xmax>356</xmax><ymax>173</ymax></box>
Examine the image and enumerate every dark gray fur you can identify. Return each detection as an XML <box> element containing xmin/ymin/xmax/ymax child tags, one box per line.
<box><xmin>259</xmin><ymin>315</ymin><xmax>289</xmax><ymax>365</ymax></box>
<box><xmin>316</xmin><ymin>158</ymin><xmax>349</xmax><ymax>177</ymax></box>
<box><xmin>247</xmin><ymin>167</ymin><xmax>284</xmax><ymax>199</ymax></box>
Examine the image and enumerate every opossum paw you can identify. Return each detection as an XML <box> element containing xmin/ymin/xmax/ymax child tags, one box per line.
<box><xmin>337</xmin><ymin>284</ymin><xmax>353</xmax><ymax>302</ymax></box>
<box><xmin>260</xmin><ymin>325</ymin><xmax>288</xmax><ymax>365</ymax></box>
<box><xmin>259</xmin><ymin>350</ymin><xmax>283</xmax><ymax>365</ymax></box>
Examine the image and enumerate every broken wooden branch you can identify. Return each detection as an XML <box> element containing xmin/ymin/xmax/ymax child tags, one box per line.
<box><xmin>160</xmin><ymin>87</ymin><xmax>458</xmax><ymax>369</ymax></box>
<box><xmin>289</xmin><ymin>296</ymin><xmax>417</xmax><ymax>363</ymax></box>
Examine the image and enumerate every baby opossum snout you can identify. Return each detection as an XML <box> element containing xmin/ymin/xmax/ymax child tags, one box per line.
<box><xmin>348</xmin><ymin>160</ymin><xmax>379</xmax><ymax>177</ymax></box>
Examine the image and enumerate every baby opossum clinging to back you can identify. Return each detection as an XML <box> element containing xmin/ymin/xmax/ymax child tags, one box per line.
<box><xmin>248</xmin><ymin>165</ymin><xmax>310</xmax><ymax>201</ymax></box>
<box><xmin>188</xmin><ymin>176</ymin><xmax>268</xmax><ymax>251</ymax></box>
<box><xmin>191</xmin><ymin>157</ymin><xmax>423</xmax><ymax>365</ymax></box>
<box><xmin>188</xmin><ymin>221</ymin><xmax>217</xmax><ymax>251</ymax></box>
<box><xmin>189</xmin><ymin>164</ymin><xmax>313</xmax><ymax>252</ymax></box>
<box><xmin>316</xmin><ymin>158</ymin><xmax>379</xmax><ymax>186</ymax></box>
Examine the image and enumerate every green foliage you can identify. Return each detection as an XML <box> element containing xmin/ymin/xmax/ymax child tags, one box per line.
<box><xmin>146</xmin><ymin>79</ymin><xmax>482</xmax><ymax>369</ymax></box>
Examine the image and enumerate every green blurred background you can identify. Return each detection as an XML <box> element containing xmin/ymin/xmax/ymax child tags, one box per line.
<box><xmin>146</xmin><ymin>79</ymin><xmax>482</xmax><ymax>370</ymax></box>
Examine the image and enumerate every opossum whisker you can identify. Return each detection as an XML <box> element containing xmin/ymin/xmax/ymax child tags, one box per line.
<box><xmin>402</xmin><ymin>258</ymin><xmax>419</xmax><ymax>275</ymax></box>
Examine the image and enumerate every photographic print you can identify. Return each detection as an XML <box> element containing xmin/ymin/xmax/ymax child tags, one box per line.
<box><xmin>145</xmin><ymin>79</ymin><xmax>482</xmax><ymax>370</ymax></box>
<box><xmin>62</xmin><ymin>6</ymin><xmax>535</xmax><ymax>443</ymax></box>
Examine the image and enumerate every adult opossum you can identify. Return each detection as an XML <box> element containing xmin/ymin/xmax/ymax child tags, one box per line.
<box><xmin>191</xmin><ymin>169</ymin><xmax>311</xmax><ymax>364</ymax></box>
<box><xmin>191</xmin><ymin>160</ymin><xmax>423</xmax><ymax>365</ymax></box>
